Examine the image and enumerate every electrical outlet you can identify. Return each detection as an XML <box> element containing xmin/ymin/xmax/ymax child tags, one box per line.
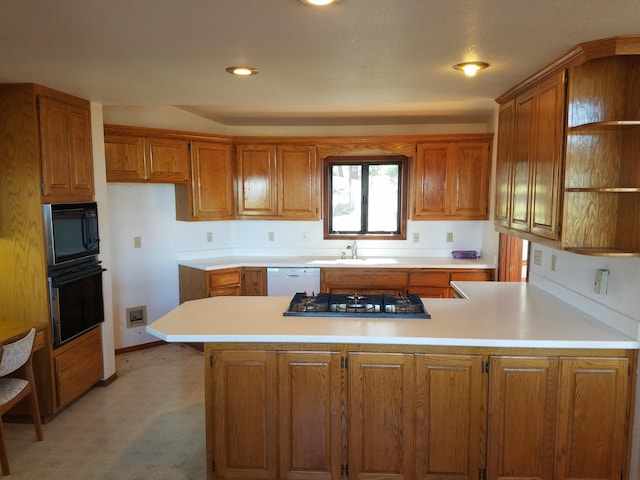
<box><xmin>268</xmin><ymin>232</ymin><xmax>275</xmax><ymax>242</ymax></box>
<box><xmin>446</xmin><ymin>232</ymin><xmax>453</xmax><ymax>243</ymax></box>
<box><xmin>594</xmin><ymin>269</ymin><xmax>609</xmax><ymax>295</ymax></box>
<box><xmin>551</xmin><ymin>255</ymin><xmax>557</xmax><ymax>271</ymax></box>
<box><xmin>412</xmin><ymin>232</ymin><xmax>420</xmax><ymax>243</ymax></box>
<box><xmin>206</xmin><ymin>232</ymin><xmax>213</xmax><ymax>243</ymax></box>
<box><xmin>133</xmin><ymin>236</ymin><xmax>142</xmax><ymax>248</ymax></box>
<box><xmin>533</xmin><ymin>249</ymin><xmax>542</xmax><ymax>266</ymax></box>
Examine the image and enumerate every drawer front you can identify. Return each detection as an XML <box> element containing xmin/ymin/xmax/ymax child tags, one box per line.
<box><xmin>450</xmin><ymin>271</ymin><xmax>494</xmax><ymax>282</ymax></box>
<box><xmin>210</xmin><ymin>285</ymin><xmax>242</xmax><ymax>297</ymax></box>
<box><xmin>209</xmin><ymin>269</ymin><xmax>242</xmax><ymax>288</ymax></box>
<box><xmin>323</xmin><ymin>268</ymin><xmax>407</xmax><ymax>288</ymax></box>
<box><xmin>409</xmin><ymin>286</ymin><xmax>451</xmax><ymax>298</ymax></box>
<box><xmin>408</xmin><ymin>271</ymin><xmax>450</xmax><ymax>287</ymax></box>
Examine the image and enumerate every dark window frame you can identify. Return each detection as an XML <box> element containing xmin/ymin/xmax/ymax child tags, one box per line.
<box><xmin>323</xmin><ymin>155</ymin><xmax>408</xmax><ymax>240</ymax></box>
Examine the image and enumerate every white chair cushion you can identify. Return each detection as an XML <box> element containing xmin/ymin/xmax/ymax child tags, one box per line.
<box><xmin>0</xmin><ymin>378</ymin><xmax>29</xmax><ymax>405</ymax></box>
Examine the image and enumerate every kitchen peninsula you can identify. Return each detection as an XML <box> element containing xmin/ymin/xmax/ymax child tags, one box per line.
<box><xmin>147</xmin><ymin>282</ymin><xmax>638</xmax><ymax>480</ymax></box>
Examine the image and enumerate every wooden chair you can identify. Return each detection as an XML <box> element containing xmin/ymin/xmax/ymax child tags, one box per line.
<box><xmin>0</xmin><ymin>328</ymin><xmax>43</xmax><ymax>475</ymax></box>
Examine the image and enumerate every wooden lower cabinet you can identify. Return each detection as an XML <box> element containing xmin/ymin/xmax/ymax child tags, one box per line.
<box><xmin>205</xmin><ymin>345</ymin><xmax>635</xmax><ymax>480</ymax></box>
<box><xmin>349</xmin><ymin>352</ymin><xmax>414</xmax><ymax>480</ymax></box>
<box><xmin>488</xmin><ymin>356</ymin><xmax>558</xmax><ymax>480</ymax></box>
<box><xmin>179</xmin><ymin>266</ymin><xmax>267</xmax><ymax>303</ymax></box>
<box><xmin>416</xmin><ymin>354</ymin><xmax>485</xmax><ymax>480</ymax></box>
<box><xmin>53</xmin><ymin>326</ymin><xmax>104</xmax><ymax>409</ymax></box>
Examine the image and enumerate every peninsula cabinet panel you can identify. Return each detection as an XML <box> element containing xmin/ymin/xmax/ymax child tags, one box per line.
<box><xmin>555</xmin><ymin>357</ymin><xmax>629</xmax><ymax>480</ymax></box>
<box><xmin>175</xmin><ymin>140</ymin><xmax>234</xmax><ymax>221</ymax></box>
<box><xmin>415</xmin><ymin>354</ymin><xmax>485</xmax><ymax>480</ymax></box>
<box><xmin>487</xmin><ymin>356</ymin><xmax>558</xmax><ymax>480</ymax></box>
<box><xmin>209</xmin><ymin>350</ymin><xmax>278</xmax><ymax>480</ymax></box>
<box><xmin>348</xmin><ymin>352</ymin><xmax>414</xmax><ymax>480</ymax></box>
<box><xmin>278</xmin><ymin>351</ymin><xmax>342</xmax><ymax>480</ymax></box>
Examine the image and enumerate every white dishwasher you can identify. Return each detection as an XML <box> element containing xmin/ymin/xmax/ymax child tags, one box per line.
<box><xmin>267</xmin><ymin>267</ymin><xmax>321</xmax><ymax>296</ymax></box>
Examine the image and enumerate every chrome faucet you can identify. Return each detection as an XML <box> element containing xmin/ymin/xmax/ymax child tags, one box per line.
<box><xmin>351</xmin><ymin>240</ymin><xmax>357</xmax><ymax>259</ymax></box>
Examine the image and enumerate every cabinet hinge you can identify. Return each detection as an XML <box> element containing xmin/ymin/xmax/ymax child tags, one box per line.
<box><xmin>209</xmin><ymin>355</ymin><xmax>214</xmax><ymax>368</ymax></box>
<box><xmin>188</xmin><ymin>142</ymin><xmax>191</xmax><ymax>152</ymax></box>
<box><xmin>341</xmin><ymin>464</ymin><xmax>349</xmax><ymax>476</ymax></box>
<box><xmin>36</xmin><ymin>97</ymin><xmax>40</xmax><ymax>109</ymax></box>
<box><xmin>556</xmin><ymin>224</ymin><xmax>561</xmax><ymax>236</ymax></box>
<box><xmin>212</xmin><ymin>460</ymin><xmax>216</xmax><ymax>472</ymax></box>
<box><xmin>629</xmin><ymin>364</ymin><xmax>633</xmax><ymax>376</ymax></box>
<box><xmin>40</xmin><ymin>183</ymin><xmax>45</xmax><ymax>193</ymax></box>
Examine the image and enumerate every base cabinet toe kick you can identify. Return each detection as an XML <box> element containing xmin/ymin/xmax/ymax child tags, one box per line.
<box><xmin>204</xmin><ymin>343</ymin><xmax>637</xmax><ymax>480</ymax></box>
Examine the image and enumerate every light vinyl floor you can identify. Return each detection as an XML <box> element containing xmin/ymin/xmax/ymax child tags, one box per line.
<box><xmin>3</xmin><ymin>343</ymin><xmax>205</xmax><ymax>479</ymax></box>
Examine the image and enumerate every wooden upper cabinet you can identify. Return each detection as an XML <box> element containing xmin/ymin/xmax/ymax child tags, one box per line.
<box><xmin>415</xmin><ymin>354</ymin><xmax>485</xmax><ymax>480</ymax></box>
<box><xmin>499</xmin><ymin>70</ymin><xmax>566</xmax><ymax>240</ymax></box>
<box><xmin>487</xmin><ymin>356</ymin><xmax>558</xmax><ymax>480</ymax></box>
<box><xmin>494</xmin><ymin>100</ymin><xmax>515</xmax><ymax>228</ymax></box>
<box><xmin>175</xmin><ymin>140</ymin><xmax>234</xmax><ymax>221</ymax></box>
<box><xmin>556</xmin><ymin>357</ymin><xmax>629</xmax><ymax>480</ymax></box>
<box><xmin>235</xmin><ymin>143</ymin><xmax>319</xmax><ymax>220</ymax></box>
<box><xmin>413</xmin><ymin>135</ymin><xmax>492</xmax><ymax>220</ymax></box>
<box><xmin>38</xmin><ymin>92</ymin><xmax>94</xmax><ymax>202</ymax></box>
<box><xmin>235</xmin><ymin>144</ymin><xmax>278</xmax><ymax>216</ymax></box>
<box><xmin>104</xmin><ymin>126</ymin><xmax>189</xmax><ymax>183</ymax></box>
<box><xmin>277</xmin><ymin>144</ymin><xmax>319</xmax><ymax>219</ymax></box>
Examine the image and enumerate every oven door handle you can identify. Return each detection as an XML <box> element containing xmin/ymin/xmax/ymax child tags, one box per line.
<box><xmin>49</xmin><ymin>265</ymin><xmax>106</xmax><ymax>287</ymax></box>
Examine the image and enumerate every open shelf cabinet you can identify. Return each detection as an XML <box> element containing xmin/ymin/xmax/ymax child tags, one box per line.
<box><xmin>562</xmin><ymin>52</ymin><xmax>640</xmax><ymax>256</ymax></box>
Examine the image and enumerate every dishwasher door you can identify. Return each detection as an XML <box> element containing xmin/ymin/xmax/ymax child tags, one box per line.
<box><xmin>267</xmin><ymin>267</ymin><xmax>321</xmax><ymax>296</ymax></box>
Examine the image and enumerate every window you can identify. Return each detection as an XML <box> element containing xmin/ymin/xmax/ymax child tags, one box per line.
<box><xmin>323</xmin><ymin>155</ymin><xmax>408</xmax><ymax>240</ymax></box>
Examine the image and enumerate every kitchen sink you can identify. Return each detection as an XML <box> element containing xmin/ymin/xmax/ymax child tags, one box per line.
<box><xmin>307</xmin><ymin>258</ymin><xmax>397</xmax><ymax>265</ymax></box>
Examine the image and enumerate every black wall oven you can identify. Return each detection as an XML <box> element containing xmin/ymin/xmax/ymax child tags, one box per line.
<box><xmin>48</xmin><ymin>257</ymin><xmax>105</xmax><ymax>349</ymax></box>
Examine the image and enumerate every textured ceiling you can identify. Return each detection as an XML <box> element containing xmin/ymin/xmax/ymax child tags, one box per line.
<box><xmin>1</xmin><ymin>0</ymin><xmax>639</xmax><ymax>126</ymax></box>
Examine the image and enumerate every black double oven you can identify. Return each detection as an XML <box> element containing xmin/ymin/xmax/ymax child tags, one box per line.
<box><xmin>44</xmin><ymin>202</ymin><xmax>105</xmax><ymax>349</ymax></box>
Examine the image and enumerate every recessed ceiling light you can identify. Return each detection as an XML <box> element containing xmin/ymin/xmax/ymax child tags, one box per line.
<box><xmin>452</xmin><ymin>62</ymin><xmax>490</xmax><ymax>77</ymax></box>
<box><xmin>298</xmin><ymin>0</ymin><xmax>341</xmax><ymax>6</ymax></box>
<box><xmin>225</xmin><ymin>66</ymin><xmax>259</xmax><ymax>76</ymax></box>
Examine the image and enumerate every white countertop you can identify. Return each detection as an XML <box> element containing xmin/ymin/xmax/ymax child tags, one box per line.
<box><xmin>178</xmin><ymin>255</ymin><xmax>496</xmax><ymax>270</ymax></box>
<box><xmin>146</xmin><ymin>282</ymin><xmax>639</xmax><ymax>349</ymax></box>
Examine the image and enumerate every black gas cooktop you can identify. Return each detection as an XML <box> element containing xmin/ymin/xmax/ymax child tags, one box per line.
<box><xmin>283</xmin><ymin>292</ymin><xmax>431</xmax><ymax>319</ymax></box>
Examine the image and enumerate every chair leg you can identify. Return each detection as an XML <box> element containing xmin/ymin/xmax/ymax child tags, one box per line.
<box><xmin>25</xmin><ymin>362</ymin><xmax>43</xmax><ymax>441</ymax></box>
<box><xmin>0</xmin><ymin>419</ymin><xmax>10</xmax><ymax>476</ymax></box>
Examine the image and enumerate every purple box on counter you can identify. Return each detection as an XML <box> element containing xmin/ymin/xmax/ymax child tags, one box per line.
<box><xmin>452</xmin><ymin>250</ymin><xmax>478</xmax><ymax>259</ymax></box>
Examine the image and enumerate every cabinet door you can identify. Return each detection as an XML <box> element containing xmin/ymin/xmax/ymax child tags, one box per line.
<box><xmin>349</xmin><ymin>352</ymin><xmax>414</xmax><ymax>480</ymax></box>
<box><xmin>277</xmin><ymin>144</ymin><xmax>320</xmax><ymax>219</ymax></box>
<box><xmin>415</xmin><ymin>354</ymin><xmax>485</xmax><ymax>480</ymax></box>
<box><xmin>510</xmin><ymin>89</ymin><xmax>536</xmax><ymax>232</ymax></box>
<box><xmin>278</xmin><ymin>351</ymin><xmax>342</xmax><ymax>480</ymax></box>
<box><xmin>39</xmin><ymin>95</ymin><xmax>94</xmax><ymax>201</ymax></box>
<box><xmin>450</xmin><ymin>141</ymin><xmax>490</xmax><ymax>219</ymax></box>
<box><xmin>487</xmin><ymin>356</ymin><xmax>558</xmax><ymax>480</ymax></box>
<box><xmin>144</xmin><ymin>136</ymin><xmax>190</xmax><ymax>183</ymax></box>
<box><xmin>104</xmin><ymin>133</ymin><xmax>146</xmax><ymax>181</ymax></box>
<box><xmin>530</xmin><ymin>71</ymin><xmax>566</xmax><ymax>240</ymax></box>
<box><xmin>556</xmin><ymin>357</ymin><xmax>629</xmax><ymax>480</ymax></box>
<box><xmin>188</xmin><ymin>141</ymin><xmax>234</xmax><ymax>220</ymax></box>
<box><xmin>208</xmin><ymin>350</ymin><xmax>277</xmax><ymax>480</ymax></box>
<box><xmin>495</xmin><ymin>100</ymin><xmax>515</xmax><ymax>227</ymax></box>
<box><xmin>414</xmin><ymin>143</ymin><xmax>450</xmax><ymax>218</ymax></box>
<box><xmin>242</xmin><ymin>268</ymin><xmax>267</xmax><ymax>296</ymax></box>
<box><xmin>236</xmin><ymin>144</ymin><xmax>278</xmax><ymax>216</ymax></box>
